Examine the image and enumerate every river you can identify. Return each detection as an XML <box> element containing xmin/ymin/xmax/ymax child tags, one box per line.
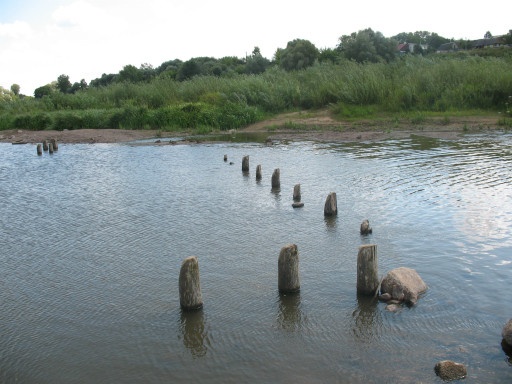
<box><xmin>1</xmin><ymin>134</ymin><xmax>511</xmax><ymax>383</ymax></box>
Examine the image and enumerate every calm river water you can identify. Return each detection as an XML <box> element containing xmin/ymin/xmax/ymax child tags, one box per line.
<box><xmin>1</xmin><ymin>134</ymin><xmax>512</xmax><ymax>383</ymax></box>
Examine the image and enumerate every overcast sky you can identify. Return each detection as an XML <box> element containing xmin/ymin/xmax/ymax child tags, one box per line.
<box><xmin>1</xmin><ymin>0</ymin><xmax>510</xmax><ymax>95</ymax></box>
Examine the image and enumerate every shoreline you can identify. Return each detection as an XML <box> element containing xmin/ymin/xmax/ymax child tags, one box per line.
<box><xmin>0</xmin><ymin>113</ymin><xmax>507</xmax><ymax>145</ymax></box>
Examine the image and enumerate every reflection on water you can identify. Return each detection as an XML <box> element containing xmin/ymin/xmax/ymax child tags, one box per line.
<box><xmin>276</xmin><ymin>292</ymin><xmax>305</xmax><ymax>331</ymax></box>
<box><xmin>323</xmin><ymin>215</ymin><xmax>337</xmax><ymax>230</ymax></box>
<box><xmin>352</xmin><ymin>295</ymin><xmax>381</xmax><ymax>343</ymax></box>
<box><xmin>179</xmin><ymin>310</ymin><xmax>208</xmax><ymax>358</ymax></box>
<box><xmin>502</xmin><ymin>340</ymin><xmax>512</xmax><ymax>365</ymax></box>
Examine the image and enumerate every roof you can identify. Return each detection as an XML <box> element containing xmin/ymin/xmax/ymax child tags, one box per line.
<box><xmin>437</xmin><ymin>42</ymin><xmax>458</xmax><ymax>51</ymax></box>
<box><xmin>472</xmin><ymin>36</ymin><xmax>505</xmax><ymax>48</ymax></box>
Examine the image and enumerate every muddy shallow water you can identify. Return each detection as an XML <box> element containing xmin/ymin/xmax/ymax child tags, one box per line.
<box><xmin>1</xmin><ymin>134</ymin><xmax>511</xmax><ymax>383</ymax></box>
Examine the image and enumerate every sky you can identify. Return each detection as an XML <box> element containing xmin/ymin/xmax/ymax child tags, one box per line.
<box><xmin>1</xmin><ymin>0</ymin><xmax>510</xmax><ymax>96</ymax></box>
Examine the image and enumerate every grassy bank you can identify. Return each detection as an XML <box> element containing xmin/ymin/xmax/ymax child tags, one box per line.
<box><xmin>1</xmin><ymin>55</ymin><xmax>511</xmax><ymax>132</ymax></box>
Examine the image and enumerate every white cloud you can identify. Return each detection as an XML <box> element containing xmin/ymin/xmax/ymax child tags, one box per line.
<box><xmin>0</xmin><ymin>20</ymin><xmax>33</xmax><ymax>38</ymax></box>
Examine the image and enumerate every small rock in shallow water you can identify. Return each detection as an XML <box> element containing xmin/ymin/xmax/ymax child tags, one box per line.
<box><xmin>387</xmin><ymin>300</ymin><xmax>401</xmax><ymax>305</ymax></box>
<box><xmin>379</xmin><ymin>293</ymin><xmax>392</xmax><ymax>301</ymax></box>
<box><xmin>385</xmin><ymin>304</ymin><xmax>401</xmax><ymax>312</ymax></box>
<box><xmin>434</xmin><ymin>360</ymin><xmax>467</xmax><ymax>381</ymax></box>
<box><xmin>292</xmin><ymin>202</ymin><xmax>304</xmax><ymax>208</ymax></box>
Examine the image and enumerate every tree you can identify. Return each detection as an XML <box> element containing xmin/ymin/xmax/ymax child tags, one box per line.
<box><xmin>339</xmin><ymin>28</ymin><xmax>396</xmax><ymax>63</ymax></box>
<box><xmin>279</xmin><ymin>39</ymin><xmax>319</xmax><ymax>71</ymax></box>
<box><xmin>245</xmin><ymin>46</ymin><xmax>270</xmax><ymax>74</ymax></box>
<box><xmin>318</xmin><ymin>48</ymin><xmax>340</xmax><ymax>63</ymax></box>
<box><xmin>484</xmin><ymin>31</ymin><xmax>493</xmax><ymax>39</ymax></box>
<box><xmin>118</xmin><ymin>64</ymin><xmax>144</xmax><ymax>83</ymax></box>
<box><xmin>176</xmin><ymin>59</ymin><xmax>201</xmax><ymax>81</ymax></box>
<box><xmin>503</xmin><ymin>30</ymin><xmax>512</xmax><ymax>44</ymax></box>
<box><xmin>57</xmin><ymin>74</ymin><xmax>72</xmax><ymax>93</ymax></box>
<box><xmin>10</xmin><ymin>84</ymin><xmax>20</xmax><ymax>96</ymax></box>
<box><xmin>70</xmin><ymin>79</ymin><xmax>88</xmax><ymax>94</ymax></box>
<box><xmin>34</xmin><ymin>84</ymin><xmax>53</xmax><ymax>98</ymax></box>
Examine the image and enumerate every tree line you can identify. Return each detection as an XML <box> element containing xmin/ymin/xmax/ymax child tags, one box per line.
<box><xmin>22</xmin><ymin>28</ymin><xmax>510</xmax><ymax>100</ymax></box>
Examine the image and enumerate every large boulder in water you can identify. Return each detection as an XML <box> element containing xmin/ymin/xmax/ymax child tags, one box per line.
<box><xmin>380</xmin><ymin>267</ymin><xmax>428</xmax><ymax>305</ymax></box>
<box><xmin>503</xmin><ymin>318</ymin><xmax>512</xmax><ymax>347</ymax></box>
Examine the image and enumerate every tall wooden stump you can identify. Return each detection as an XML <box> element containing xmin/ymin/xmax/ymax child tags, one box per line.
<box><xmin>357</xmin><ymin>244</ymin><xmax>379</xmax><ymax>296</ymax></box>
<box><xmin>293</xmin><ymin>184</ymin><xmax>301</xmax><ymax>201</ymax></box>
<box><xmin>37</xmin><ymin>144</ymin><xmax>42</xmax><ymax>156</ymax></box>
<box><xmin>51</xmin><ymin>139</ymin><xmax>58</xmax><ymax>151</ymax></box>
<box><xmin>224</xmin><ymin>154</ymin><xmax>228</xmax><ymax>162</ymax></box>
<box><xmin>278</xmin><ymin>244</ymin><xmax>300</xmax><ymax>293</ymax></box>
<box><xmin>48</xmin><ymin>142</ymin><xmax>54</xmax><ymax>154</ymax></box>
<box><xmin>42</xmin><ymin>140</ymin><xmax>48</xmax><ymax>151</ymax></box>
<box><xmin>179</xmin><ymin>256</ymin><xmax>203</xmax><ymax>311</ymax></box>
<box><xmin>256</xmin><ymin>164</ymin><xmax>262</xmax><ymax>181</ymax></box>
<box><xmin>242</xmin><ymin>155</ymin><xmax>249</xmax><ymax>172</ymax></box>
<box><xmin>271</xmin><ymin>168</ymin><xmax>280</xmax><ymax>190</ymax></box>
<box><xmin>324</xmin><ymin>192</ymin><xmax>337</xmax><ymax>216</ymax></box>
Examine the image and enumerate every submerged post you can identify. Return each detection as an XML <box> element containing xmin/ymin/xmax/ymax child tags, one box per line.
<box><xmin>357</xmin><ymin>244</ymin><xmax>379</xmax><ymax>296</ymax></box>
<box><xmin>278</xmin><ymin>244</ymin><xmax>300</xmax><ymax>293</ymax></box>
<box><xmin>179</xmin><ymin>256</ymin><xmax>203</xmax><ymax>311</ymax></box>
<box><xmin>242</xmin><ymin>155</ymin><xmax>249</xmax><ymax>173</ymax></box>
<box><xmin>360</xmin><ymin>219</ymin><xmax>372</xmax><ymax>235</ymax></box>
<box><xmin>324</xmin><ymin>192</ymin><xmax>337</xmax><ymax>216</ymax></box>
<box><xmin>271</xmin><ymin>168</ymin><xmax>280</xmax><ymax>190</ymax></box>
<box><xmin>37</xmin><ymin>144</ymin><xmax>42</xmax><ymax>156</ymax></box>
<box><xmin>256</xmin><ymin>164</ymin><xmax>262</xmax><ymax>181</ymax></box>
<box><xmin>42</xmin><ymin>140</ymin><xmax>48</xmax><ymax>151</ymax></box>
<box><xmin>51</xmin><ymin>139</ymin><xmax>58</xmax><ymax>151</ymax></box>
<box><xmin>293</xmin><ymin>184</ymin><xmax>301</xmax><ymax>201</ymax></box>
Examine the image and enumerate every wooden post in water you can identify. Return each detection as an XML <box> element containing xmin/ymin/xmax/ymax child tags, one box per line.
<box><xmin>256</xmin><ymin>164</ymin><xmax>262</xmax><ymax>181</ymax></box>
<box><xmin>360</xmin><ymin>219</ymin><xmax>372</xmax><ymax>235</ymax></box>
<box><xmin>293</xmin><ymin>184</ymin><xmax>301</xmax><ymax>201</ymax></box>
<box><xmin>224</xmin><ymin>154</ymin><xmax>228</xmax><ymax>162</ymax></box>
<box><xmin>242</xmin><ymin>155</ymin><xmax>249</xmax><ymax>172</ymax></box>
<box><xmin>357</xmin><ymin>244</ymin><xmax>379</xmax><ymax>296</ymax></box>
<box><xmin>271</xmin><ymin>168</ymin><xmax>280</xmax><ymax>190</ymax></box>
<box><xmin>37</xmin><ymin>144</ymin><xmax>42</xmax><ymax>156</ymax></box>
<box><xmin>51</xmin><ymin>139</ymin><xmax>58</xmax><ymax>151</ymax></box>
<box><xmin>278</xmin><ymin>244</ymin><xmax>300</xmax><ymax>293</ymax></box>
<box><xmin>42</xmin><ymin>140</ymin><xmax>48</xmax><ymax>151</ymax></box>
<box><xmin>48</xmin><ymin>142</ymin><xmax>54</xmax><ymax>154</ymax></box>
<box><xmin>324</xmin><ymin>192</ymin><xmax>337</xmax><ymax>216</ymax></box>
<box><xmin>179</xmin><ymin>256</ymin><xmax>203</xmax><ymax>311</ymax></box>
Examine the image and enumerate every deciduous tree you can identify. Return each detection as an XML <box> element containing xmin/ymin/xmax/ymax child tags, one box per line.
<box><xmin>279</xmin><ymin>39</ymin><xmax>319</xmax><ymax>71</ymax></box>
<box><xmin>10</xmin><ymin>84</ymin><xmax>20</xmax><ymax>96</ymax></box>
<box><xmin>57</xmin><ymin>74</ymin><xmax>72</xmax><ymax>93</ymax></box>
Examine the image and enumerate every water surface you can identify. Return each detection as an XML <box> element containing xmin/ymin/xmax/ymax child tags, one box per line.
<box><xmin>1</xmin><ymin>134</ymin><xmax>511</xmax><ymax>383</ymax></box>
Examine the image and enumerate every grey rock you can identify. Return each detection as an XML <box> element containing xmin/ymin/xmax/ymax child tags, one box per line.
<box><xmin>292</xmin><ymin>202</ymin><xmax>304</xmax><ymax>208</ymax></box>
<box><xmin>434</xmin><ymin>360</ymin><xmax>467</xmax><ymax>381</ymax></box>
<box><xmin>381</xmin><ymin>267</ymin><xmax>428</xmax><ymax>305</ymax></box>
<box><xmin>378</xmin><ymin>293</ymin><xmax>392</xmax><ymax>301</ymax></box>
<box><xmin>385</xmin><ymin>304</ymin><xmax>401</xmax><ymax>312</ymax></box>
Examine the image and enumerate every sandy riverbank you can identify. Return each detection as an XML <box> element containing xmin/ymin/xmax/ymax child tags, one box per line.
<box><xmin>0</xmin><ymin>110</ymin><xmax>507</xmax><ymax>145</ymax></box>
